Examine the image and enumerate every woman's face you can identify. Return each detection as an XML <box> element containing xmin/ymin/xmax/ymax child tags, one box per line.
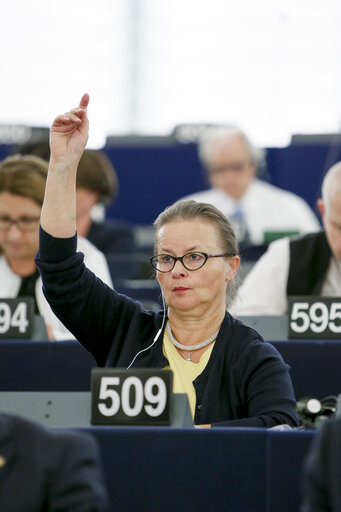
<box><xmin>156</xmin><ymin>218</ymin><xmax>239</xmax><ymax>316</ymax></box>
<box><xmin>0</xmin><ymin>192</ymin><xmax>41</xmax><ymax>264</ymax></box>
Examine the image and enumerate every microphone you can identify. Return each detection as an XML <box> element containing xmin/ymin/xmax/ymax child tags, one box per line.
<box><xmin>296</xmin><ymin>396</ymin><xmax>337</xmax><ymax>429</ymax></box>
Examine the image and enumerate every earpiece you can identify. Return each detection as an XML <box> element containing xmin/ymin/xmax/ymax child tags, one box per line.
<box><xmin>126</xmin><ymin>289</ymin><xmax>167</xmax><ymax>369</ymax></box>
<box><xmin>153</xmin><ymin>329</ymin><xmax>162</xmax><ymax>342</ymax></box>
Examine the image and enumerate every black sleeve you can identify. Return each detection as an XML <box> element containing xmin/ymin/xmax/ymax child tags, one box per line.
<box><xmin>35</xmin><ymin>226</ymin><xmax>137</xmax><ymax>365</ymax></box>
<box><xmin>213</xmin><ymin>338</ymin><xmax>300</xmax><ymax>428</ymax></box>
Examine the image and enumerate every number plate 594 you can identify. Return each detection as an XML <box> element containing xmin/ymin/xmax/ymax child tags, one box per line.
<box><xmin>0</xmin><ymin>298</ymin><xmax>34</xmax><ymax>338</ymax></box>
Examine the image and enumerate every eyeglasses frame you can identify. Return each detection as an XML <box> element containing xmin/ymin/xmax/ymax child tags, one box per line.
<box><xmin>0</xmin><ymin>216</ymin><xmax>40</xmax><ymax>232</ymax></box>
<box><xmin>149</xmin><ymin>251</ymin><xmax>233</xmax><ymax>273</ymax></box>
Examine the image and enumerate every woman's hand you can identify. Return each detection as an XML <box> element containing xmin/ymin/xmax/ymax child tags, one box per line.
<box><xmin>49</xmin><ymin>93</ymin><xmax>89</xmax><ymax>167</ymax></box>
<box><xmin>41</xmin><ymin>94</ymin><xmax>90</xmax><ymax>238</ymax></box>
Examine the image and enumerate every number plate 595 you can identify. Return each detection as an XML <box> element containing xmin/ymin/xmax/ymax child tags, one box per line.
<box><xmin>288</xmin><ymin>297</ymin><xmax>341</xmax><ymax>338</ymax></box>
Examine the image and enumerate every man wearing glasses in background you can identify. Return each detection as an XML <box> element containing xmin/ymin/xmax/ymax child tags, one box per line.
<box><xmin>181</xmin><ymin>126</ymin><xmax>320</xmax><ymax>247</ymax></box>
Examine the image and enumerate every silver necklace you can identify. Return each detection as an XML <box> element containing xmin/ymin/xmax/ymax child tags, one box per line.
<box><xmin>166</xmin><ymin>322</ymin><xmax>219</xmax><ymax>361</ymax></box>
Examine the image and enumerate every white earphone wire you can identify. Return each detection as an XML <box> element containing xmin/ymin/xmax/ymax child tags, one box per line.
<box><xmin>126</xmin><ymin>293</ymin><xmax>167</xmax><ymax>369</ymax></box>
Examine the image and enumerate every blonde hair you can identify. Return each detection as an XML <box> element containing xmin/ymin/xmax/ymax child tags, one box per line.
<box><xmin>0</xmin><ymin>154</ymin><xmax>47</xmax><ymax>207</ymax></box>
<box><xmin>0</xmin><ymin>154</ymin><xmax>47</xmax><ymax>256</ymax></box>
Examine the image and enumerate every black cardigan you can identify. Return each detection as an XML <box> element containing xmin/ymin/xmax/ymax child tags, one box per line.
<box><xmin>35</xmin><ymin>228</ymin><xmax>299</xmax><ymax>428</ymax></box>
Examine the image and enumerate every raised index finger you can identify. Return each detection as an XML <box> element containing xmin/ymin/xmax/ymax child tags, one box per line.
<box><xmin>79</xmin><ymin>93</ymin><xmax>90</xmax><ymax>109</ymax></box>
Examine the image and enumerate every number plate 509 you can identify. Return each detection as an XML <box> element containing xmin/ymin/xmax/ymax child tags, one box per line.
<box><xmin>288</xmin><ymin>297</ymin><xmax>341</xmax><ymax>338</ymax></box>
<box><xmin>91</xmin><ymin>368</ymin><xmax>172</xmax><ymax>425</ymax></box>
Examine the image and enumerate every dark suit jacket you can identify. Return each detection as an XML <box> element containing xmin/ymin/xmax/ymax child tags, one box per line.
<box><xmin>0</xmin><ymin>413</ymin><xmax>110</xmax><ymax>512</ymax></box>
<box><xmin>301</xmin><ymin>417</ymin><xmax>341</xmax><ymax>511</ymax></box>
<box><xmin>287</xmin><ymin>231</ymin><xmax>331</xmax><ymax>296</ymax></box>
<box><xmin>87</xmin><ymin>220</ymin><xmax>136</xmax><ymax>255</ymax></box>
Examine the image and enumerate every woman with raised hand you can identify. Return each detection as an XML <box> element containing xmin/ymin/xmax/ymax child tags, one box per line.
<box><xmin>36</xmin><ymin>94</ymin><xmax>299</xmax><ymax>427</ymax></box>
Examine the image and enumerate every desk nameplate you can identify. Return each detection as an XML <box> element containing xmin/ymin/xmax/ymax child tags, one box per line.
<box><xmin>288</xmin><ymin>297</ymin><xmax>341</xmax><ymax>339</ymax></box>
<box><xmin>91</xmin><ymin>368</ymin><xmax>173</xmax><ymax>426</ymax></box>
<box><xmin>0</xmin><ymin>297</ymin><xmax>34</xmax><ymax>339</ymax></box>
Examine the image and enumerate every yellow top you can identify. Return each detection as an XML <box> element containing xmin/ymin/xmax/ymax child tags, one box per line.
<box><xmin>163</xmin><ymin>328</ymin><xmax>215</xmax><ymax>419</ymax></box>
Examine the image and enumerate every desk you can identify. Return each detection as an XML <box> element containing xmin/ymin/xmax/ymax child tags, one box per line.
<box><xmin>75</xmin><ymin>426</ymin><xmax>315</xmax><ymax>512</ymax></box>
<box><xmin>1</xmin><ymin>339</ymin><xmax>341</xmax><ymax>401</ymax></box>
<box><xmin>0</xmin><ymin>340</ymin><xmax>96</xmax><ymax>391</ymax></box>
<box><xmin>272</xmin><ymin>340</ymin><xmax>341</xmax><ymax>400</ymax></box>
<box><xmin>0</xmin><ymin>339</ymin><xmax>321</xmax><ymax>511</ymax></box>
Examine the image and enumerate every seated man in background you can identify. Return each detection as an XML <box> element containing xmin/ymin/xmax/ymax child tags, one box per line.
<box><xmin>0</xmin><ymin>412</ymin><xmax>110</xmax><ymax>511</ymax></box>
<box><xmin>301</xmin><ymin>417</ymin><xmax>341</xmax><ymax>511</ymax></box>
<box><xmin>232</xmin><ymin>162</ymin><xmax>341</xmax><ymax>315</ymax></box>
<box><xmin>181</xmin><ymin>126</ymin><xmax>320</xmax><ymax>247</ymax></box>
<box><xmin>76</xmin><ymin>149</ymin><xmax>136</xmax><ymax>256</ymax></box>
<box><xmin>12</xmin><ymin>141</ymin><xmax>136</xmax><ymax>256</ymax></box>
<box><xmin>0</xmin><ymin>154</ymin><xmax>113</xmax><ymax>339</ymax></box>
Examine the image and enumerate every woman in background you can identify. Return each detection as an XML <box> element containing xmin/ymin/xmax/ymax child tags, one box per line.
<box><xmin>0</xmin><ymin>153</ymin><xmax>112</xmax><ymax>339</ymax></box>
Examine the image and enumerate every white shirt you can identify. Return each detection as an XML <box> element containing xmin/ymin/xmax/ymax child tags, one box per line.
<box><xmin>0</xmin><ymin>236</ymin><xmax>113</xmax><ymax>340</ymax></box>
<box><xmin>231</xmin><ymin>236</ymin><xmax>341</xmax><ymax>316</ymax></box>
<box><xmin>182</xmin><ymin>179</ymin><xmax>320</xmax><ymax>245</ymax></box>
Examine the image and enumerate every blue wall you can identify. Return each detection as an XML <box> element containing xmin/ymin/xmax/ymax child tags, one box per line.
<box><xmin>2</xmin><ymin>140</ymin><xmax>341</xmax><ymax>225</ymax></box>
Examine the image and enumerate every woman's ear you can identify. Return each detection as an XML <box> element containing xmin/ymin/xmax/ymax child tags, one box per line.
<box><xmin>226</xmin><ymin>256</ymin><xmax>240</xmax><ymax>281</ymax></box>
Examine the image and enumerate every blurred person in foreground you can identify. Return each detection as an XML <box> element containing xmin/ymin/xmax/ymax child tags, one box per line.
<box><xmin>35</xmin><ymin>93</ymin><xmax>299</xmax><ymax>428</ymax></box>
<box><xmin>232</xmin><ymin>161</ymin><xmax>341</xmax><ymax>315</ymax></box>
<box><xmin>301</xmin><ymin>417</ymin><xmax>341</xmax><ymax>511</ymax></box>
<box><xmin>0</xmin><ymin>412</ymin><xmax>110</xmax><ymax>511</ymax></box>
<box><xmin>0</xmin><ymin>154</ymin><xmax>113</xmax><ymax>340</ymax></box>
<box><xmin>182</xmin><ymin>126</ymin><xmax>320</xmax><ymax>246</ymax></box>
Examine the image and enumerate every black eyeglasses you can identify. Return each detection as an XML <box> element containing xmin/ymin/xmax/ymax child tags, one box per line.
<box><xmin>0</xmin><ymin>215</ymin><xmax>40</xmax><ymax>232</ymax></box>
<box><xmin>150</xmin><ymin>252</ymin><xmax>231</xmax><ymax>273</ymax></box>
<box><xmin>209</xmin><ymin>160</ymin><xmax>252</xmax><ymax>174</ymax></box>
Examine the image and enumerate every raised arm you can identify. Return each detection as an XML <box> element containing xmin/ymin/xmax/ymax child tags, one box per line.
<box><xmin>40</xmin><ymin>93</ymin><xmax>90</xmax><ymax>238</ymax></box>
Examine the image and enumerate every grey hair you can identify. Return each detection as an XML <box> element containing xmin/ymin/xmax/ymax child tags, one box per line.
<box><xmin>198</xmin><ymin>125</ymin><xmax>266</xmax><ymax>171</ymax></box>
<box><xmin>321</xmin><ymin>161</ymin><xmax>341</xmax><ymax>205</ymax></box>
<box><xmin>153</xmin><ymin>199</ymin><xmax>239</xmax><ymax>306</ymax></box>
